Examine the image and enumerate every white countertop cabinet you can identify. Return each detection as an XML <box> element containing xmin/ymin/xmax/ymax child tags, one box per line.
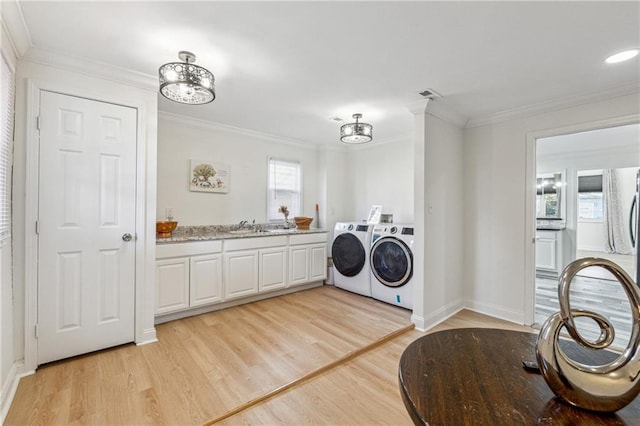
<box><xmin>289</xmin><ymin>233</ymin><xmax>328</xmax><ymax>287</ymax></box>
<box><xmin>155</xmin><ymin>232</ymin><xmax>327</xmax><ymax>321</ymax></box>
<box><xmin>535</xmin><ymin>230</ymin><xmax>564</xmax><ymax>276</ymax></box>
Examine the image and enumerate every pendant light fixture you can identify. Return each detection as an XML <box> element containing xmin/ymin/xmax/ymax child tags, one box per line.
<box><xmin>159</xmin><ymin>51</ymin><xmax>215</xmax><ymax>105</ymax></box>
<box><xmin>340</xmin><ymin>113</ymin><xmax>373</xmax><ymax>144</ymax></box>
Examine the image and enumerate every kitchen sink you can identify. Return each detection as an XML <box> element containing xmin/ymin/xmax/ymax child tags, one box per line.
<box><xmin>228</xmin><ymin>229</ymin><xmax>256</xmax><ymax>234</ymax></box>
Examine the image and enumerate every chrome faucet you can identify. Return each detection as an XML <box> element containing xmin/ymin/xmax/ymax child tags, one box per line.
<box><xmin>238</xmin><ymin>220</ymin><xmax>248</xmax><ymax>229</ymax></box>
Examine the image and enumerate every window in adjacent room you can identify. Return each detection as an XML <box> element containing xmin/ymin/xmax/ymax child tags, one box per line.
<box><xmin>577</xmin><ymin>172</ymin><xmax>603</xmax><ymax>221</ymax></box>
<box><xmin>267</xmin><ymin>158</ymin><xmax>302</xmax><ymax>221</ymax></box>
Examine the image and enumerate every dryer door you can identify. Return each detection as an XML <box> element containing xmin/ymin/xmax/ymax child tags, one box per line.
<box><xmin>332</xmin><ymin>233</ymin><xmax>366</xmax><ymax>277</ymax></box>
<box><xmin>370</xmin><ymin>237</ymin><xmax>413</xmax><ymax>287</ymax></box>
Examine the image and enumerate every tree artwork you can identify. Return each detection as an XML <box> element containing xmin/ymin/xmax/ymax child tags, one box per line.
<box><xmin>190</xmin><ymin>160</ymin><xmax>229</xmax><ymax>193</ymax></box>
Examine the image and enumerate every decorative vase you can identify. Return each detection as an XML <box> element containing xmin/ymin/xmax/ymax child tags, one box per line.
<box><xmin>536</xmin><ymin>257</ymin><xmax>640</xmax><ymax>412</ymax></box>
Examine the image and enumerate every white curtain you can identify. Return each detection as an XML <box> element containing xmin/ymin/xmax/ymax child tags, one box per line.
<box><xmin>603</xmin><ymin>169</ymin><xmax>631</xmax><ymax>254</ymax></box>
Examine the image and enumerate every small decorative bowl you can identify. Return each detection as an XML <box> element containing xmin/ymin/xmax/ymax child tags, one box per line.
<box><xmin>294</xmin><ymin>216</ymin><xmax>313</xmax><ymax>230</ymax></box>
<box><xmin>156</xmin><ymin>221</ymin><xmax>178</xmax><ymax>238</ymax></box>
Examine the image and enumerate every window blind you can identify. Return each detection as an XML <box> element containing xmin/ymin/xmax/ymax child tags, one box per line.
<box><xmin>0</xmin><ymin>54</ymin><xmax>14</xmax><ymax>239</ymax></box>
<box><xmin>267</xmin><ymin>158</ymin><xmax>302</xmax><ymax>221</ymax></box>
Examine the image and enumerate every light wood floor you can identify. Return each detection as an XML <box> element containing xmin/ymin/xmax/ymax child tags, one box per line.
<box><xmin>5</xmin><ymin>286</ymin><xmax>534</xmax><ymax>425</ymax></box>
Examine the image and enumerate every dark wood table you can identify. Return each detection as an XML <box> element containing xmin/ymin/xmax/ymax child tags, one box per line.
<box><xmin>398</xmin><ymin>328</ymin><xmax>640</xmax><ymax>425</ymax></box>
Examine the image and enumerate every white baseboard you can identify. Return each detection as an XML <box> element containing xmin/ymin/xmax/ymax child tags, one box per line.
<box><xmin>136</xmin><ymin>327</ymin><xmax>158</xmax><ymax>346</ymax></box>
<box><xmin>1</xmin><ymin>361</ymin><xmax>31</xmax><ymax>423</ymax></box>
<box><xmin>412</xmin><ymin>299</ymin><xmax>465</xmax><ymax>332</ymax></box>
<box><xmin>463</xmin><ymin>299</ymin><xmax>525</xmax><ymax>325</ymax></box>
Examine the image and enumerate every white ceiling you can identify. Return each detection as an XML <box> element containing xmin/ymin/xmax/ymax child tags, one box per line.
<box><xmin>12</xmin><ymin>1</ymin><xmax>640</xmax><ymax>146</ymax></box>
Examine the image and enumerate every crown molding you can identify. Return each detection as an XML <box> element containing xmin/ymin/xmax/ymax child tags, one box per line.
<box><xmin>159</xmin><ymin>111</ymin><xmax>327</xmax><ymax>151</ymax></box>
<box><xmin>20</xmin><ymin>45</ymin><xmax>157</xmax><ymax>91</ymax></box>
<box><xmin>406</xmin><ymin>98</ymin><xmax>468</xmax><ymax>128</ymax></box>
<box><xmin>467</xmin><ymin>84</ymin><xmax>640</xmax><ymax>128</ymax></box>
<box><xmin>426</xmin><ymin>99</ymin><xmax>468</xmax><ymax>128</ymax></box>
<box><xmin>0</xmin><ymin>0</ymin><xmax>31</xmax><ymax>57</ymax></box>
<box><xmin>406</xmin><ymin>99</ymin><xmax>430</xmax><ymax>115</ymax></box>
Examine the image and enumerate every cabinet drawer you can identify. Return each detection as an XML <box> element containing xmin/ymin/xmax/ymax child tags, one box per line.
<box><xmin>157</xmin><ymin>240</ymin><xmax>222</xmax><ymax>259</ymax></box>
<box><xmin>289</xmin><ymin>232</ymin><xmax>327</xmax><ymax>245</ymax></box>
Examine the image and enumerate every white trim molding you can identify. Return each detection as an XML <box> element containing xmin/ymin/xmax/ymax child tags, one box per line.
<box><xmin>0</xmin><ymin>0</ymin><xmax>32</xmax><ymax>57</ymax></box>
<box><xmin>21</xmin><ymin>46</ymin><xmax>157</xmax><ymax>92</ymax></box>
<box><xmin>0</xmin><ymin>362</ymin><xmax>27</xmax><ymax>424</ymax></box>
<box><xmin>414</xmin><ymin>300</ymin><xmax>465</xmax><ymax>332</ymax></box>
<box><xmin>467</xmin><ymin>84</ymin><xmax>640</xmax><ymax>128</ymax></box>
<box><xmin>463</xmin><ymin>299</ymin><xmax>526</xmax><ymax>325</ymax></box>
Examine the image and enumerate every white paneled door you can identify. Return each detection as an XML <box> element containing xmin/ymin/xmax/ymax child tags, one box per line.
<box><xmin>37</xmin><ymin>91</ymin><xmax>137</xmax><ymax>365</ymax></box>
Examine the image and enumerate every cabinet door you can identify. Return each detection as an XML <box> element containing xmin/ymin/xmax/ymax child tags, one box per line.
<box><xmin>289</xmin><ymin>246</ymin><xmax>309</xmax><ymax>287</ymax></box>
<box><xmin>224</xmin><ymin>250</ymin><xmax>259</xmax><ymax>300</ymax></box>
<box><xmin>190</xmin><ymin>253</ymin><xmax>223</xmax><ymax>307</ymax></box>
<box><xmin>535</xmin><ymin>238</ymin><xmax>557</xmax><ymax>270</ymax></box>
<box><xmin>156</xmin><ymin>258</ymin><xmax>189</xmax><ymax>314</ymax></box>
<box><xmin>259</xmin><ymin>247</ymin><xmax>287</xmax><ymax>292</ymax></box>
<box><xmin>309</xmin><ymin>244</ymin><xmax>327</xmax><ymax>281</ymax></box>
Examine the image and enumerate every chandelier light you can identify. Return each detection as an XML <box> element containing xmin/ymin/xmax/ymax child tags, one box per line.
<box><xmin>340</xmin><ymin>113</ymin><xmax>373</xmax><ymax>144</ymax></box>
<box><xmin>159</xmin><ymin>51</ymin><xmax>215</xmax><ymax>105</ymax></box>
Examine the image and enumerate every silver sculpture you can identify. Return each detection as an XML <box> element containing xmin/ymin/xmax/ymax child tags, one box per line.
<box><xmin>536</xmin><ymin>257</ymin><xmax>640</xmax><ymax>412</ymax></box>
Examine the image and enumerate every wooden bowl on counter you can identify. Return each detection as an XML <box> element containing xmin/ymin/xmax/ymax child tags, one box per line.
<box><xmin>294</xmin><ymin>216</ymin><xmax>313</xmax><ymax>230</ymax></box>
<box><xmin>156</xmin><ymin>221</ymin><xmax>178</xmax><ymax>238</ymax></box>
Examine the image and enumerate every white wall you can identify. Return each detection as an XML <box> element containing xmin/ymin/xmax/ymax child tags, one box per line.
<box><xmin>346</xmin><ymin>138</ymin><xmax>414</xmax><ymax>224</ymax></box>
<box><xmin>322</xmin><ymin>148</ymin><xmax>353</xmax><ymax>253</ymax></box>
<box><xmin>410</xmin><ymin>100</ymin><xmax>465</xmax><ymax>330</ymax></box>
<box><xmin>464</xmin><ymin>92</ymin><xmax>640</xmax><ymax>324</ymax></box>
<box><xmin>157</xmin><ymin>113</ymin><xmax>322</xmax><ymax>226</ymax></box>
<box><xmin>423</xmin><ymin>112</ymin><xmax>465</xmax><ymax>325</ymax></box>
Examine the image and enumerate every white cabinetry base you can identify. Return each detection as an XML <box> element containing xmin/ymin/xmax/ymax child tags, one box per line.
<box><xmin>154</xmin><ymin>281</ymin><xmax>324</xmax><ymax>324</ymax></box>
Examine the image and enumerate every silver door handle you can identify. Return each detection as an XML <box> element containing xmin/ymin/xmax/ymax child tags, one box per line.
<box><xmin>122</xmin><ymin>233</ymin><xmax>133</xmax><ymax>242</ymax></box>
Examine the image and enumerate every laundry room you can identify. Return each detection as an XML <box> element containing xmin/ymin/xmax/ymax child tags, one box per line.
<box><xmin>2</xmin><ymin>1</ymin><xmax>640</xmax><ymax>424</ymax></box>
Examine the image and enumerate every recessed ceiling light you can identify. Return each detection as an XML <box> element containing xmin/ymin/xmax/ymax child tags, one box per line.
<box><xmin>605</xmin><ymin>49</ymin><xmax>639</xmax><ymax>64</ymax></box>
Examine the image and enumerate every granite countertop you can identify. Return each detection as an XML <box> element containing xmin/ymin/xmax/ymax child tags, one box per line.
<box><xmin>157</xmin><ymin>225</ymin><xmax>327</xmax><ymax>244</ymax></box>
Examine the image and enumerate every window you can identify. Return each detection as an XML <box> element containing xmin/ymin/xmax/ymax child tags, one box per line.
<box><xmin>577</xmin><ymin>173</ymin><xmax>603</xmax><ymax>221</ymax></box>
<box><xmin>0</xmin><ymin>53</ymin><xmax>14</xmax><ymax>240</ymax></box>
<box><xmin>267</xmin><ymin>158</ymin><xmax>302</xmax><ymax>221</ymax></box>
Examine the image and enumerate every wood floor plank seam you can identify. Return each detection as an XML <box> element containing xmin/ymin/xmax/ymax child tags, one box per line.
<box><xmin>200</xmin><ymin>323</ymin><xmax>415</xmax><ymax>425</ymax></box>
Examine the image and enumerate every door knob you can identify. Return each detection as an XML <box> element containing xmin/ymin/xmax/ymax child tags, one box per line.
<box><xmin>122</xmin><ymin>233</ymin><xmax>133</xmax><ymax>242</ymax></box>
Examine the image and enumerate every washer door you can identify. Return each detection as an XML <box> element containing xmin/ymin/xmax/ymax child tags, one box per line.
<box><xmin>332</xmin><ymin>233</ymin><xmax>366</xmax><ymax>277</ymax></box>
<box><xmin>370</xmin><ymin>237</ymin><xmax>413</xmax><ymax>287</ymax></box>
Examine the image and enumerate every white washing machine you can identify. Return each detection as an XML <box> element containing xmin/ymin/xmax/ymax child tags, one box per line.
<box><xmin>369</xmin><ymin>224</ymin><xmax>414</xmax><ymax>309</ymax></box>
<box><xmin>332</xmin><ymin>222</ymin><xmax>373</xmax><ymax>297</ymax></box>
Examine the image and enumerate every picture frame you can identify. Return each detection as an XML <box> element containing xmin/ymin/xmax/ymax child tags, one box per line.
<box><xmin>189</xmin><ymin>160</ymin><xmax>229</xmax><ymax>193</ymax></box>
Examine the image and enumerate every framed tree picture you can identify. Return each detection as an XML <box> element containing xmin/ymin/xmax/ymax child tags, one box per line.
<box><xmin>189</xmin><ymin>160</ymin><xmax>229</xmax><ymax>193</ymax></box>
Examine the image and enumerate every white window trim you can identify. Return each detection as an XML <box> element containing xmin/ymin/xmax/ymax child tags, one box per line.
<box><xmin>266</xmin><ymin>157</ymin><xmax>303</xmax><ymax>222</ymax></box>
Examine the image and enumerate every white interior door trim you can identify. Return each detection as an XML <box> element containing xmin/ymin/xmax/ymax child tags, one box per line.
<box><xmin>23</xmin><ymin>78</ymin><xmax>156</xmax><ymax>372</ymax></box>
<box><xmin>523</xmin><ymin>113</ymin><xmax>640</xmax><ymax>326</ymax></box>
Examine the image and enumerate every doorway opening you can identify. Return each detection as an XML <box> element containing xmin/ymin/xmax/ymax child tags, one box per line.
<box><xmin>533</xmin><ymin>123</ymin><xmax>639</xmax><ymax>349</ymax></box>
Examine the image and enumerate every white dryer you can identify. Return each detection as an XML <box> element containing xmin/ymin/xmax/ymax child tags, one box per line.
<box><xmin>369</xmin><ymin>224</ymin><xmax>414</xmax><ymax>309</ymax></box>
<box><xmin>332</xmin><ymin>222</ymin><xmax>373</xmax><ymax>297</ymax></box>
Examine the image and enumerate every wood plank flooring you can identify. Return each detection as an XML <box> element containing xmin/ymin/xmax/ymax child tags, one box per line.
<box><xmin>5</xmin><ymin>286</ymin><xmax>533</xmax><ymax>425</ymax></box>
